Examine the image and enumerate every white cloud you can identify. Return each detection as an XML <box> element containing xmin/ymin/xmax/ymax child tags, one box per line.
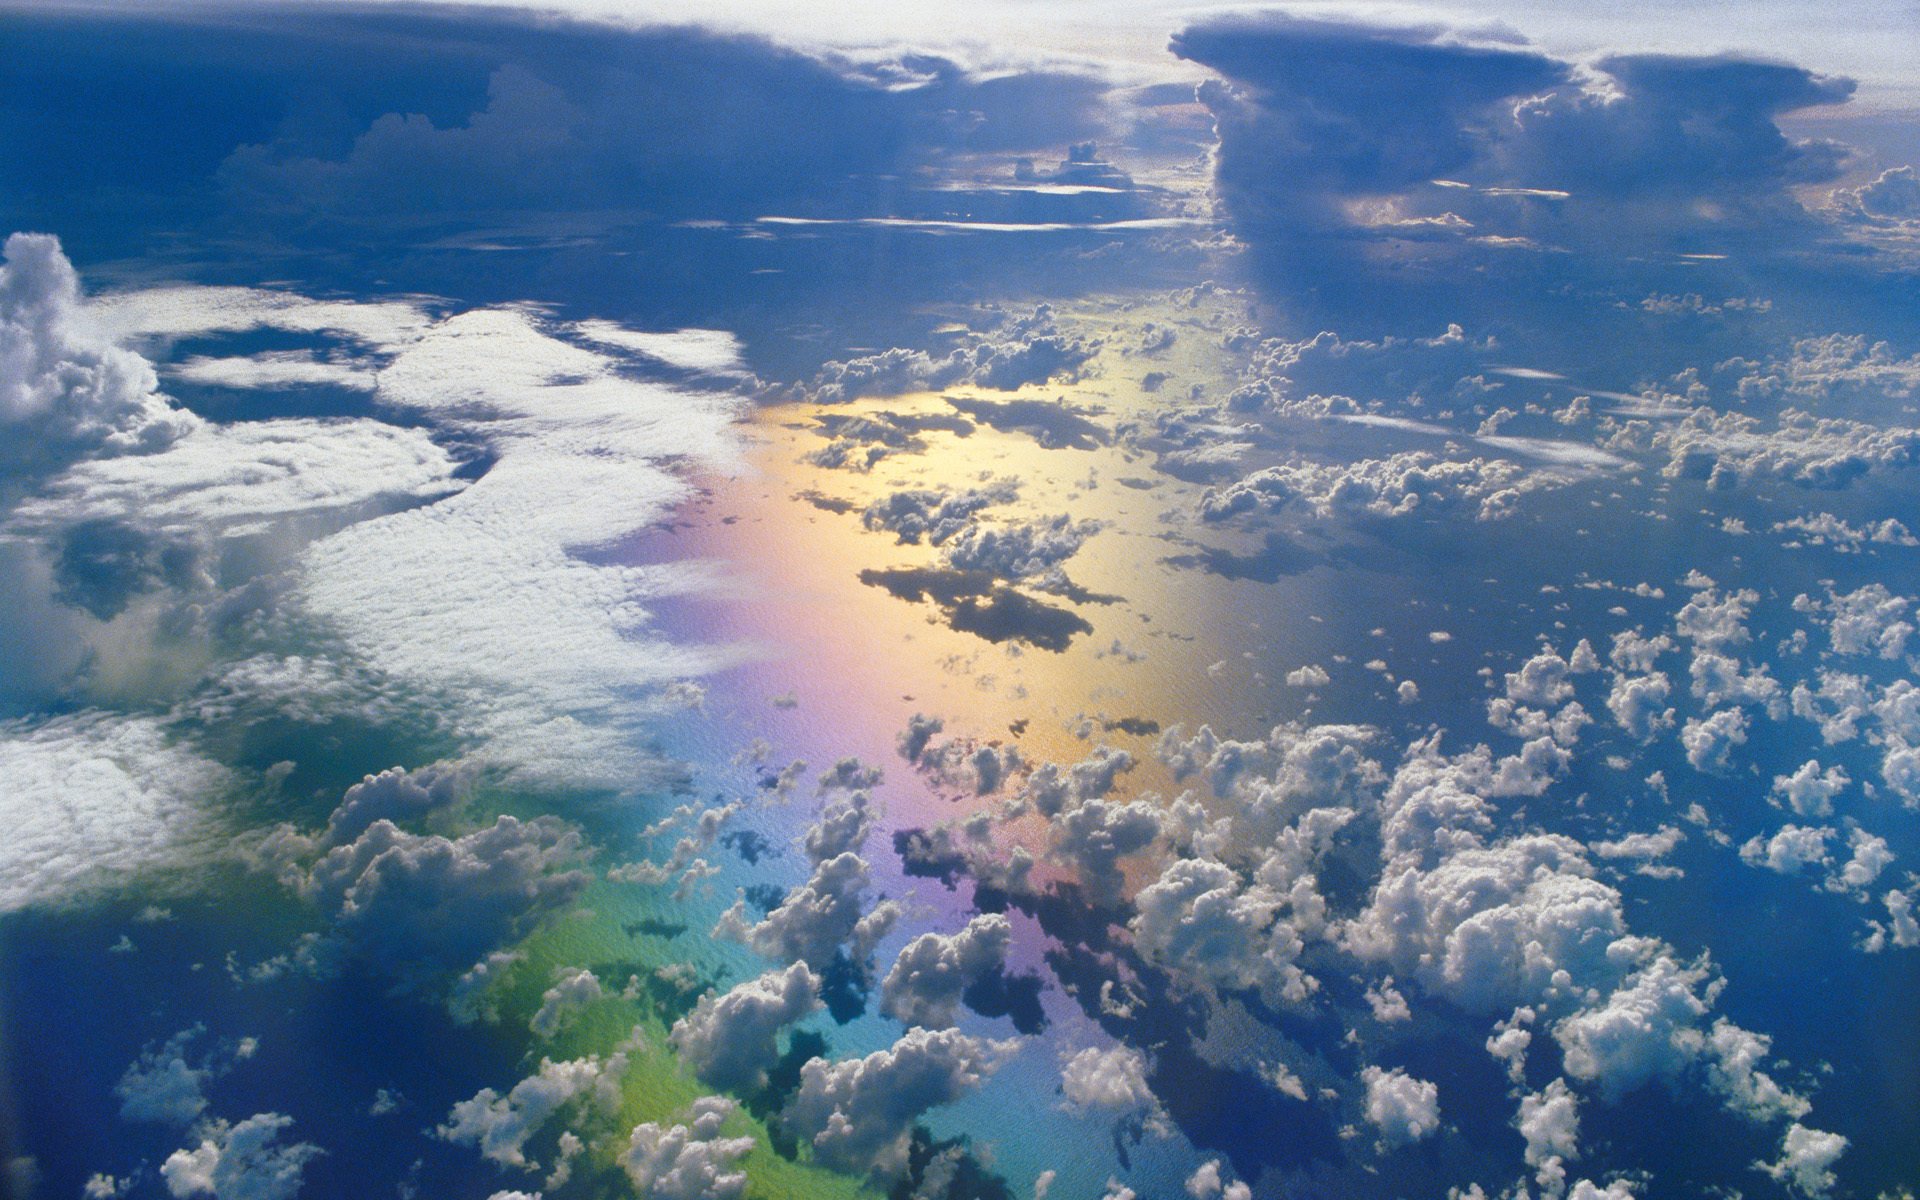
<box><xmin>1360</xmin><ymin>1066</ymin><xmax>1441</xmax><ymax>1147</ymax></box>
<box><xmin>620</xmin><ymin>1097</ymin><xmax>755</xmax><ymax>1200</ymax></box>
<box><xmin>161</xmin><ymin>1113</ymin><xmax>321</xmax><ymax>1200</ymax></box>
<box><xmin>529</xmin><ymin>967</ymin><xmax>604</xmax><ymax>1038</ymax></box>
<box><xmin>1758</xmin><ymin>1123</ymin><xmax>1848</xmax><ymax>1198</ymax></box>
<box><xmin>1771</xmin><ymin>761</ymin><xmax>1848</xmax><ymax>818</ymax></box>
<box><xmin>0</xmin><ymin>711</ymin><xmax>229</xmax><ymax>912</ymax></box>
<box><xmin>0</xmin><ymin>233</ymin><xmax>195</xmax><ymax>473</ymax></box>
<box><xmin>715</xmin><ymin>852</ymin><xmax>897</xmax><ymax>969</ymax></box>
<box><xmin>670</xmin><ymin>963</ymin><xmax>821</xmax><ymax>1091</ymax></box>
<box><xmin>1516</xmin><ymin>1078</ymin><xmax>1580</xmax><ymax>1174</ymax></box>
<box><xmin>1059</xmin><ymin>1044</ymin><xmax>1155</xmax><ymax>1114</ymax></box>
<box><xmin>295</xmin><ymin>306</ymin><xmax>746</xmax><ymax>788</ymax></box>
<box><xmin>1681</xmin><ymin>708</ymin><xmax>1748</xmax><ymax>773</ymax></box>
<box><xmin>785</xmin><ymin>1028</ymin><xmax>1011</xmax><ymax>1178</ymax></box>
<box><xmin>438</xmin><ymin>1054</ymin><xmax>626</xmax><ymax>1168</ymax></box>
<box><xmin>13</xmin><ymin>418</ymin><xmax>461</xmax><ymax>537</ymax></box>
<box><xmin>1201</xmin><ymin>451</ymin><xmax>1542</xmax><ymax>523</ymax></box>
<box><xmin>1740</xmin><ymin>824</ymin><xmax>1833</xmax><ymax>875</ymax></box>
<box><xmin>880</xmin><ymin>914</ymin><xmax>1011</xmax><ymax>1028</ymax></box>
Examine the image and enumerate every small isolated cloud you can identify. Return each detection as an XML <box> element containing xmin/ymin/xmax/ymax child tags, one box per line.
<box><xmin>160</xmin><ymin>1113</ymin><xmax>321</xmax><ymax>1200</ymax></box>
<box><xmin>438</xmin><ymin>1053</ymin><xmax>626</xmax><ymax>1169</ymax></box>
<box><xmin>1360</xmin><ymin>1065</ymin><xmax>1441</xmax><ymax>1147</ymax></box>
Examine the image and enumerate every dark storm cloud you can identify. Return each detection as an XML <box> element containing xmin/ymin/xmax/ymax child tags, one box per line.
<box><xmin>0</xmin><ymin>9</ymin><xmax>1120</xmax><ymax>232</ymax></box>
<box><xmin>1172</xmin><ymin>11</ymin><xmax>1858</xmax><ymax>270</ymax></box>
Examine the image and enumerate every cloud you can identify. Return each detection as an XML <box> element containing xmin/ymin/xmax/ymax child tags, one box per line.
<box><xmin>161</xmin><ymin>1113</ymin><xmax>321</xmax><ymax>1200</ymax></box>
<box><xmin>117</xmin><ymin>1027</ymin><xmax>228</xmax><ymax>1126</ymax></box>
<box><xmin>620</xmin><ymin>1097</ymin><xmax>755</xmax><ymax>1200</ymax></box>
<box><xmin>529</xmin><ymin>967</ymin><xmax>604</xmax><ymax>1038</ymax></box>
<box><xmin>879</xmin><ymin>913</ymin><xmax>1011</xmax><ymax>1028</ymax></box>
<box><xmin>12</xmin><ymin>417</ymin><xmax>463</xmax><ymax>537</ymax></box>
<box><xmin>0</xmin><ymin>711</ymin><xmax>229</xmax><ymax>912</ymax></box>
<box><xmin>320</xmin><ymin>763</ymin><xmax>472</xmax><ymax>849</ymax></box>
<box><xmin>802</xmin><ymin>789</ymin><xmax>879</xmax><ymax>865</ymax></box>
<box><xmin>1129</xmin><ymin>856</ymin><xmax>1315</xmax><ymax>1005</ymax></box>
<box><xmin>1059</xmin><ymin>1044</ymin><xmax>1155</xmax><ymax>1115</ymax></box>
<box><xmin>1681</xmin><ymin>708</ymin><xmax>1748</xmax><ymax>773</ymax></box>
<box><xmin>295</xmin><ymin>815</ymin><xmax>589</xmax><ymax>977</ymax></box>
<box><xmin>1517</xmin><ymin>1078</ymin><xmax>1580</xmax><ymax>1177</ymax></box>
<box><xmin>1360</xmin><ymin>1066</ymin><xmax>1441</xmax><ymax>1147</ymax></box>
<box><xmin>715</xmin><ymin>851</ymin><xmax>897</xmax><ymax>970</ymax></box>
<box><xmin>438</xmin><ymin>1053</ymin><xmax>626</xmax><ymax>1169</ymax></box>
<box><xmin>794</xmin><ymin>306</ymin><xmax>1097</xmax><ymax>404</ymax></box>
<box><xmin>0</xmin><ymin>233</ymin><xmax>194</xmax><ymax>480</ymax></box>
<box><xmin>784</xmin><ymin>1027</ymin><xmax>1011</xmax><ymax>1178</ymax></box>
<box><xmin>1199</xmin><ymin>452</ymin><xmax>1539</xmax><ymax>524</ymax></box>
<box><xmin>1758</xmin><ymin>1123</ymin><xmax>1849</xmax><ymax>1197</ymax></box>
<box><xmin>1173</xmin><ymin>12</ymin><xmax>1855</xmax><ymax>274</ymax></box>
<box><xmin>1553</xmin><ymin>955</ymin><xmax>1714</xmax><ymax>1102</ymax></box>
<box><xmin>670</xmin><ymin>963</ymin><xmax>822</xmax><ymax>1091</ymax></box>
<box><xmin>214</xmin><ymin>24</ymin><xmax>1116</xmax><ymax>226</ymax></box>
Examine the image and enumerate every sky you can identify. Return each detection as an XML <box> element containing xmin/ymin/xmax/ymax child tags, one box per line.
<box><xmin>0</xmin><ymin>4</ymin><xmax>1918</xmax><ymax>1200</ymax></box>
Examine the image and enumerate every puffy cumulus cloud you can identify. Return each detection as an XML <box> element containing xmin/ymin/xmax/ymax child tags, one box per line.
<box><xmin>1200</xmin><ymin>452</ymin><xmax>1538</xmax><ymax>524</ymax></box>
<box><xmin>1128</xmin><ymin>857</ymin><xmax>1317</xmax><ymax>1006</ymax></box>
<box><xmin>321</xmin><ymin>762</ymin><xmax>472</xmax><ymax>849</ymax></box>
<box><xmin>1794</xmin><ymin>584</ymin><xmax>1913</xmax><ymax>659</ymax></box>
<box><xmin>1758</xmin><ymin>1123</ymin><xmax>1849</xmax><ymax>1198</ymax></box>
<box><xmin>715</xmin><ymin>851</ymin><xmax>898</xmax><ymax>969</ymax></box>
<box><xmin>784</xmin><ymin>1028</ymin><xmax>1012</xmax><ymax>1178</ymax></box>
<box><xmin>116</xmin><ymin>1028</ymin><xmax>221</xmax><ymax>1126</ymax></box>
<box><xmin>1159</xmin><ymin>721</ymin><xmax>1382</xmax><ymax>853</ymax></box>
<box><xmin>1739</xmin><ymin>825</ymin><xmax>1833</xmax><ymax>875</ymax></box>
<box><xmin>670</xmin><ymin>963</ymin><xmax>822</xmax><ymax>1091</ymax></box>
<box><xmin>1048</xmin><ymin>797</ymin><xmax>1162</xmax><ymax>906</ymax></box>
<box><xmin>798</xmin><ymin>308</ymin><xmax>1099</xmax><ymax>405</ymax></box>
<box><xmin>1184</xmin><ymin>1159</ymin><xmax>1250</xmax><ymax>1200</ymax></box>
<box><xmin>1652</xmin><ymin>408</ymin><xmax>1920</xmax><ymax>491</ymax></box>
<box><xmin>0</xmin><ymin>233</ymin><xmax>194</xmax><ymax>479</ymax></box>
<box><xmin>880</xmin><ymin>914</ymin><xmax>1011</xmax><ymax>1028</ymax></box>
<box><xmin>529</xmin><ymin>967</ymin><xmax>604</xmax><ymax>1038</ymax></box>
<box><xmin>1705</xmin><ymin>1020</ymin><xmax>1810</xmax><ymax>1122</ymax></box>
<box><xmin>438</xmin><ymin>1053</ymin><xmax>626</xmax><ymax>1169</ymax></box>
<box><xmin>1059</xmin><ymin>1044</ymin><xmax>1155</xmax><ymax>1115</ymax></box>
<box><xmin>1346</xmin><ymin>832</ymin><xmax>1626</xmax><ymax>1012</ymax></box>
<box><xmin>1830</xmin><ymin>829</ymin><xmax>1893</xmax><ymax>893</ymax></box>
<box><xmin>1606</xmin><ymin>671</ymin><xmax>1675</xmax><ymax>741</ymax></box>
<box><xmin>1829</xmin><ymin>165</ymin><xmax>1920</xmax><ymax>226</ymax></box>
<box><xmin>1766</xmin><ymin>764</ymin><xmax>1843</xmax><ymax>817</ymax></box>
<box><xmin>294</xmin><ymin>815</ymin><xmax>589</xmax><ymax>977</ymax></box>
<box><xmin>802</xmin><ymin>789</ymin><xmax>879</xmax><ymax>865</ymax></box>
<box><xmin>939</xmin><ymin>513</ymin><xmax>1101</xmax><ymax>593</ymax></box>
<box><xmin>1360</xmin><ymin>1066</ymin><xmax>1441</xmax><ymax>1147</ymax></box>
<box><xmin>160</xmin><ymin>1113</ymin><xmax>321</xmax><ymax>1200</ymax></box>
<box><xmin>1517</xmin><ymin>1078</ymin><xmax>1581</xmax><ymax>1179</ymax></box>
<box><xmin>1553</xmin><ymin>955</ymin><xmax>1717</xmax><ymax>1102</ymax></box>
<box><xmin>862</xmin><ymin>481</ymin><xmax>1020</xmax><ymax>546</ymax></box>
<box><xmin>620</xmin><ymin>1097</ymin><xmax>755</xmax><ymax>1200</ymax></box>
<box><xmin>0</xmin><ymin>711</ymin><xmax>229</xmax><ymax>913</ymax></box>
<box><xmin>1681</xmin><ymin>708</ymin><xmax>1748</xmax><ymax>774</ymax></box>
